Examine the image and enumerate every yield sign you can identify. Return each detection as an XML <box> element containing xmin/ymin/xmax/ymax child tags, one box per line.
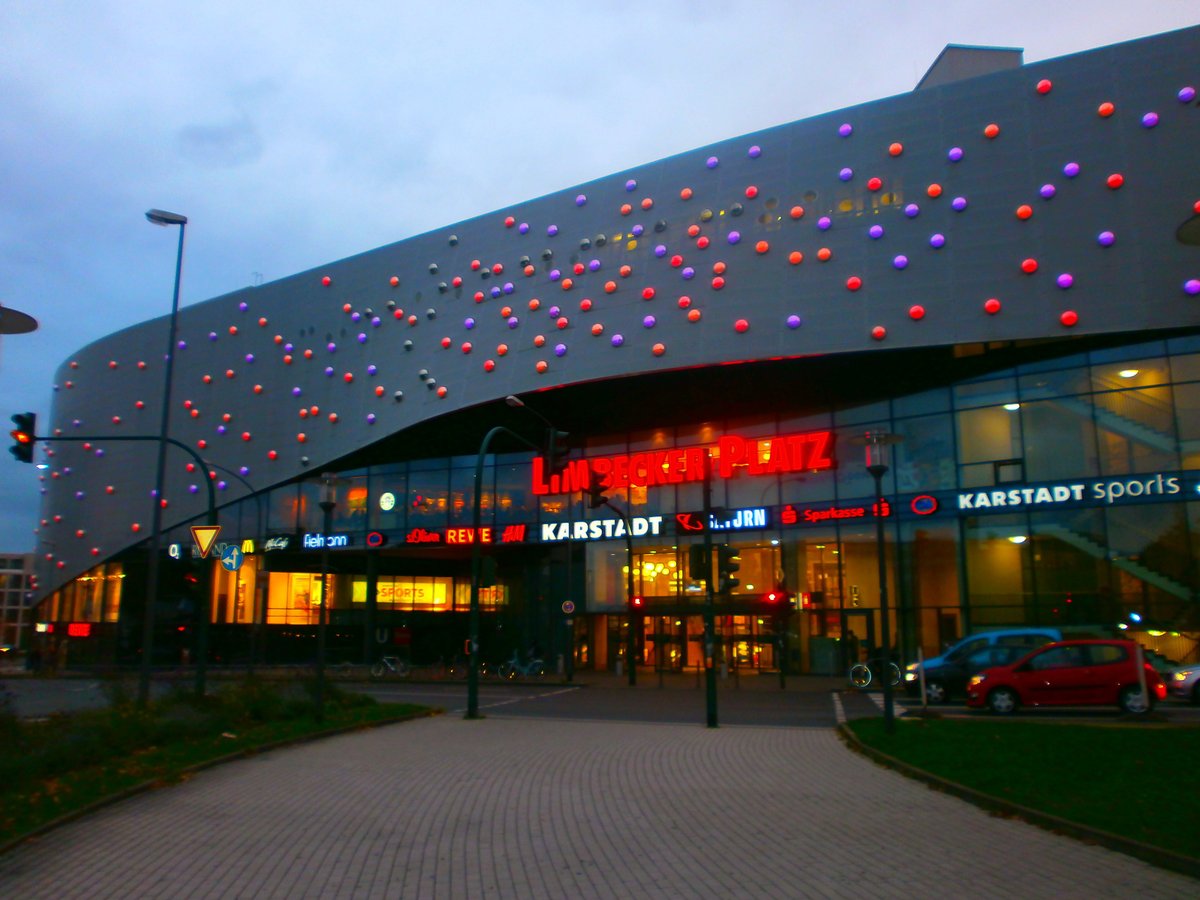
<box><xmin>191</xmin><ymin>525</ymin><xmax>222</xmax><ymax>559</ymax></box>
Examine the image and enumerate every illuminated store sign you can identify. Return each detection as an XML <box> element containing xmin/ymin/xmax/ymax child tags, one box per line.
<box><xmin>532</xmin><ymin>430</ymin><xmax>835</xmax><ymax>496</ymax></box>
<box><xmin>675</xmin><ymin>508</ymin><xmax>769</xmax><ymax>533</ymax></box>
<box><xmin>780</xmin><ymin>500</ymin><xmax>891</xmax><ymax>526</ymax></box>
<box><xmin>303</xmin><ymin>532</ymin><xmax>350</xmax><ymax>549</ymax></box>
<box><xmin>263</xmin><ymin>536</ymin><xmax>293</xmax><ymax>552</ymax></box>
<box><xmin>541</xmin><ymin>516</ymin><xmax>665</xmax><ymax>542</ymax></box>
<box><xmin>405</xmin><ymin>525</ymin><xmax>529</xmax><ymax>545</ymax></box>
<box><xmin>957</xmin><ymin>474</ymin><xmax>1180</xmax><ymax>511</ymax></box>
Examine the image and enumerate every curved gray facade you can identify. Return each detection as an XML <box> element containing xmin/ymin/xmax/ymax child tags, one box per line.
<box><xmin>36</xmin><ymin>26</ymin><xmax>1200</xmax><ymax>595</ymax></box>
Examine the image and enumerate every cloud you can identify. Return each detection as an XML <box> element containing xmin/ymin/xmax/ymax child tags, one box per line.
<box><xmin>176</xmin><ymin>116</ymin><xmax>264</xmax><ymax>168</ymax></box>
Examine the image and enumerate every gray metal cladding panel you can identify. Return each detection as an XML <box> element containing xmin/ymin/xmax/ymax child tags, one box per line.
<box><xmin>36</xmin><ymin>26</ymin><xmax>1200</xmax><ymax>593</ymax></box>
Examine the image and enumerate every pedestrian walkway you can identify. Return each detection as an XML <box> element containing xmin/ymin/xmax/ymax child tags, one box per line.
<box><xmin>0</xmin><ymin>711</ymin><xmax>1194</xmax><ymax>898</ymax></box>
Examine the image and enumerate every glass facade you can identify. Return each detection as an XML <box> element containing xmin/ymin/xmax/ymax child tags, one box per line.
<box><xmin>35</xmin><ymin>335</ymin><xmax>1200</xmax><ymax>672</ymax></box>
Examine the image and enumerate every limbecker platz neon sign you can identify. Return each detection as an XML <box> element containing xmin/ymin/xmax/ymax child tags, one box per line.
<box><xmin>531</xmin><ymin>429</ymin><xmax>836</xmax><ymax>496</ymax></box>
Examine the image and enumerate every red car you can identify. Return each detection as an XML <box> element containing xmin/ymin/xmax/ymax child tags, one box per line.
<box><xmin>965</xmin><ymin>639</ymin><xmax>1167</xmax><ymax>714</ymax></box>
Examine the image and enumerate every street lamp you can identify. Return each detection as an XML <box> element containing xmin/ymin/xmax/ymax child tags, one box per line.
<box><xmin>139</xmin><ymin>208</ymin><xmax>187</xmax><ymax>708</ymax></box>
<box><xmin>315</xmin><ymin>473</ymin><xmax>337</xmax><ymax>722</ymax></box>
<box><xmin>859</xmin><ymin>430</ymin><xmax>902</xmax><ymax>734</ymax></box>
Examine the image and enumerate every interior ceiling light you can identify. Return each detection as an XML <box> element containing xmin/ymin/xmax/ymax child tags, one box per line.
<box><xmin>1004</xmin><ymin>403</ymin><xmax>1021</xmax><ymax>411</ymax></box>
<box><xmin>1008</xmin><ymin>535</ymin><xmax>1028</xmax><ymax>544</ymax></box>
<box><xmin>1118</xmin><ymin>369</ymin><xmax>1139</xmax><ymax>378</ymax></box>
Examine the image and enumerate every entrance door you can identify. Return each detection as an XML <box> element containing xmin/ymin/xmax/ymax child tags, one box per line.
<box><xmin>843</xmin><ymin>609</ymin><xmax>875</xmax><ymax>666</ymax></box>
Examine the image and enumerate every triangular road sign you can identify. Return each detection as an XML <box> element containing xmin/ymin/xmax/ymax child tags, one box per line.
<box><xmin>191</xmin><ymin>525</ymin><xmax>222</xmax><ymax>558</ymax></box>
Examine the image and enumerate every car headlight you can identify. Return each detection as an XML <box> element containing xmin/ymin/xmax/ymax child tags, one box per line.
<box><xmin>968</xmin><ymin>674</ymin><xmax>986</xmax><ymax>688</ymax></box>
<box><xmin>905</xmin><ymin>662</ymin><xmax>919</xmax><ymax>673</ymax></box>
<box><xmin>904</xmin><ymin>672</ymin><xmax>917</xmax><ymax>682</ymax></box>
<box><xmin>1173</xmin><ymin>670</ymin><xmax>1193</xmax><ymax>682</ymax></box>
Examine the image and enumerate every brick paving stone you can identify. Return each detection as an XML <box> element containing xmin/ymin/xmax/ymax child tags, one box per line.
<box><xmin>0</xmin><ymin>713</ymin><xmax>1196</xmax><ymax>899</ymax></box>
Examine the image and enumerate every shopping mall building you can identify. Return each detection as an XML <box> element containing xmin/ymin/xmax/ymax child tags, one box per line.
<box><xmin>29</xmin><ymin>26</ymin><xmax>1200</xmax><ymax>674</ymax></box>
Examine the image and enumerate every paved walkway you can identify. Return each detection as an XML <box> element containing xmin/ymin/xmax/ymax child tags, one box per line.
<box><xmin>1</xmin><ymin>711</ymin><xmax>1196</xmax><ymax>898</ymax></box>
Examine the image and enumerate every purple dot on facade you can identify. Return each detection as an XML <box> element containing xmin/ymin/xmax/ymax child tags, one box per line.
<box><xmin>1097</xmin><ymin>231</ymin><xmax>1115</xmax><ymax>247</ymax></box>
<box><xmin>1057</xmin><ymin>273</ymin><xmax>1074</xmax><ymax>289</ymax></box>
<box><xmin>905</xmin><ymin>204</ymin><xmax>920</xmax><ymax>218</ymax></box>
<box><xmin>1141</xmin><ymin>112</ymin><xmax>1159</xmax><ymax>128</ymax></box>
<box><xmin>643</xmin><ymin>316</ymin><xmax>656</xmax><ymax>328</ymax></box>
<box><xmin>325</xmin><ymin>367</ymin><xmax>335</xmax><ymax>376</ymax></box>
<box><xmin>868</xmin><ymin>225</ymin><xmax>884</xmax><ymax>239</ymax></box>
<box><xmin>1184</xmin><ymin>279</ymin><xmax>1200</xmax><ymax>296</ymax></box>
<box><xmin>367</xmin><ymin>414</ymin><xmax>376</xmax><ymax>424</ymax></box>
<box><xmin>654</xmin><ymin>244</ymin><xmax>667</xmax><ymax>257</ymax></box>
<box><xmin>951</xmin><ymin>197</ymin><xmax>967</xmax><ymax>211</ymax></box>
<box><xmin>1179</xmin><ymin>86</ymin><xmax>1197</xmax><ymax>103</ymax></box>
<box><xmin>626</xmin><ymin>179</ymin><xmax>637</xmax><ymax>192</ymax></box>
<box><xmin>1064</xmin><ymin>162</ymin><xmax>1080</xmax><ymax>177</ymax></box>
<box><xmin>547</xmin><ymin>225</ymin><xmax>559</xmax><ymax>236</ymax></box>
<box><xmin>947</xmin><ymin>147</ymin><xmax>963</xmax><ymax>162</ymax></box>
<box><xmin>611</xmin><ymin>334</ymin><xmax>624</xmax><ymax>347</ymax></box>
<box><xmin>327</xmin><ymin>342</ymin><xmax>337</xmax><ymax>353</ymax></box>
<box><xmin>786</xmin><ymin>315</ymin><xmax>802</xmax><ymax>329</ymax></box>
<box><xmin>839</xmin><ymin>167</ymin><xmax>853</xmax><ymax>182</ymax></box>
<box><xmin>748</xmin><ymin>145</ymin><xmax>762</xmax><ymax>158</ymax></box>
<box><xmin>508</xmin><ymin>317</ymin><xmax>519</xmax><ymax>328</ymax></box>
<box><xmin>1040</xmin><ymin>184</ymin><xmax>1057</xmax><ymax>200</ymax></box>
<box><xmin>893</xmin><ymin>255</ymin><xmax>909</xmax><ymax>270</ymax></box>
<box><xmin>357</xmin><ymin>334</ymin><xmax>367</xmax><ymax>344</ymax></box>
<box><xmin>681</xmin><ymin>267</ymin><xmax>695</xmax><ymax>280</ymax></box>
<box><xmin>465</xmin><ymin>317</ymin><xmax>476</xmax><ymax>329</ymax></box>
<box><xmin>245</xmin><ymin>353</ymin><xmax>255</xmax><ymax>363</ymax></box>
<box><xmin>575</xmin><ymin>194</ymin><xmax>587</xmax><ymax>206</ymax></box>
<box><xmin>706</xmin><ymin>156</ymin><xmax>719</xmax><ymax>169</ymax></box>
<box><xmin>503</xmin><ymin>282</ymin><xmax>515</xmax><ymax>294</ymax></box>
<box><xmin>285</xmin><ymin>343</ymin><xmax>294</xmax><ymax>353</ymax></box>
<box><xmin>95</xmin><ymin>449</ymin><xmax>104</xmax><ymax>458</ymax></box>
<box><xmin>218</xmin><ymin>481</ymin><xmax>228</xmax><ymax>491</ymax></box>
<box><xmin>372</xmin><ymin>316</ymin><xmax>381</xmax><ymax>327</ymax></box>
<box><xmin>518</xmin><ymin>222</ymin><xmax>530</xmax><ymax>234</ymax></box>
<box><xmin>818</xmin><ymin>217</ymin><xmax>831</xmax><ymax>231</ymax></box>
<box><xmin>351</xmin><ymin>312</ymin><xmax>361</xmax><ymax>322</ymax></box>
<box><xmin>554</xmin><ymin>344</ymin><xmax>567</xmax><ymax>357</ymax></box>
<box><xmin>728</xmin><ymin>231</ymin><xmax>741</xmax><ymax>244</ymax></box>
<box><xmin>548</xmin><ymin>306</ymin><xmax>561</xmax><ymax>318</ymax></box>
<box><xmin>75</xmin><ymin>490</ymin><xmax>84</xmax><ymax>499</ymax></box>
<box><xmin>549</xmin><ymin>269</ymin><xmax>561</xmax><ymax>281</ymax></box>
<box><xmin>367</xmin><ymin>364</ymin><xmax>378</xmax><ymax>375</ymax></box>
<box><xmin>239</xmin><ymin>301</ymin><xmax>248</xmax><ymax>312</ymax></box>
<box><xmin>208</xmin><ymin>332</ymin><xmax>218</xmax><ymax>341</ymax></box>
<box><xmin>838</xmin><ymin>123</ymin><xmax>853</xmax><ymax>137</ymax></box>
<box><xmin>929</xmin><ymin>233</ymin><xmax>946</xmax><ymax>248</ymax></box>
<box><xmin>189</xmin><ymin>485</ymin><xmax>199</xmax><ymax>495</ymax></box>
<box><xmin>589</xmin><ymin>259</ymin><xmax>601</xmax><ymax>272</ymax></box>
<box><xmin>491</xmin><ymin>287</ymin><xmax>502</xmax><ymax>299</ymax></box>
<box><xmin>239</xmin><ymin>466</ymin><xmax>250</xmax><ymax>476</ymax></box>
<box><xmin>177</xmin><ymin>340</ymin><xmax>187</xmax><ymax>350</ymax></box>
<box><xmin>292</xmin><ymin>387</ymin><xmax>302</xmax><ymax>396</ymax></box>
<box><xmin>631</xmin><ymin>224</ymin><xmax>644</xmax><ymax>237</ymax></box>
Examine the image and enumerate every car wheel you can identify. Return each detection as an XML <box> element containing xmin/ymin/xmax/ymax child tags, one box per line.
<box><xmin>987</xmin><ymin>687</ymin><xmax>1018</xmax><ymax>715</ymax></box>
<box><xmin>924</xmin><ymin>680</ymin><xmax>948</xmax><ymax>704</ymax></box>
<box><xmin>1119</xmin><ymin>684</ymin><xmax>1153</xmax><ymax>714</ymax></box>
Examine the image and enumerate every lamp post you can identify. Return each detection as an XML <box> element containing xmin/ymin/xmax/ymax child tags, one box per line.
<box><xmin>315</xmin><ymin>473</ymin><xmax>337</xmax><ymax>722</ymax></box>
<box><xmin>861</xmin><ymin>430</ymin><xmax>901</xmax><ymax>734</ymax></box>
<box><xmin>139</xmin><ymin>208</ymin><xmax>187</xmax><ymax>708</ymax></box>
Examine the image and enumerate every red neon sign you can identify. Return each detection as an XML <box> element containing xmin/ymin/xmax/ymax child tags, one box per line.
<box><xmin>67</xmin><ymin>622</ymin><xmax>92</xmax><ymax>638</ymax></box>
<box><xmin>532</xmin><ymin>430</ymin><xmax>835</xmax><ymax>496</ymax></box>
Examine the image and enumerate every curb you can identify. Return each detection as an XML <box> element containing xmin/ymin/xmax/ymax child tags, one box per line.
<box><xmin>836</xmin><ymin>723</ymin><xmax>1200</xmax><ymax>881</ymax></box>
<box><xmin>0</xmin><ymin>708</ymin><xmax>439</xmax><ymax>858</ymax></box>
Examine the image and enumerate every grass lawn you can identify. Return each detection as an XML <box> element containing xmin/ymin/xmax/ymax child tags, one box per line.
<box><xmin>848</xmin><ymin>717</ymin><xmax>1200</xmax><ymax>860</ymax></box>
<box><xmin>0</xmin><ymin>678</ymin><xmax>431</xmax><ymax>845</ymax></box>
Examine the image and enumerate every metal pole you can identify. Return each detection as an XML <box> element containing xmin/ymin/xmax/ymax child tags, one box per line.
<box><xmin>870</xmin><ymin>465</ymin><xmax>895</xmax><ymax>734</ymax></box>
<box><xmin>316</xmin><ymin>477</ymin><xmax>335</xmax><ymax>722</ymax></box>
<box><xmin>702</xmin><ymin>451</ymin><xmax>718</xmax><ymax>727</ymax></box>
<box><xmin>623</xmin><ymin>512</ymin><xmax>636</xmax><ymax>686</ymax></box>
<box><xmin>139</xmin><ymin>219</ymin><xmax>186</xmax><ymax>708</ymax></box>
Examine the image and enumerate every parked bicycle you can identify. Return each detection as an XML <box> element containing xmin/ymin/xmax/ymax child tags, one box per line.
<box><xmin>849</xmin><ymin>656</ymin><xmax>901</xmax><ymax>689</ymax></box>
<box><xmin>499</xmin><ymin>652</ymin><xmax>545</xmax><ymax>680</ymax></box>
<box><xmin>370</xmin><ymin>655</ymin><xmax>411</xmax><ymax>680</ymax></box>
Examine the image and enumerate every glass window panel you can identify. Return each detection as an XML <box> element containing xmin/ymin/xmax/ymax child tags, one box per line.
<box><xmin>1020</xmin><ymin>399</ymin><xmax>1098</xmax><ymax>481</ymax></box>
<box><xmin>835</xmin><ymin>401</ymin><xmax>890</xmax><ymax>427</ymax></box>
<box><xmin>1017</xmin><ymin>366</ymin><xmax>1091</xmax><ymax>400</ymax></box>
<box><xmin>892</xmin><ymin>387</ymin><xmax>950</xmax><ymax>418</ymax></box>
<box><xmin>963</xmin><ymin>514</ymin><xmax>1030</xmax><ymax>627</ymax></box>
<box><xmin>1030</xmin><ymin>508</ymin><xmax>1109</xmax><ymax>625</ymax></box>
<box><xmin>407</xmin><ymin>467</ymin><xmax>449</xmax><ymax>526</ymax></box>
<box><xmin>1172</xmin><ymin>353</ymin><xmax>1200</xmax><ymax>385</ymax></box>
<box><xmin>893</xmin><ymin>414</ymin><xmax>956</xmax><ymax>492</ymax></box>
<box><xmin>1093</xmin><ymin>387</ymin><xmax>1178</xmax><ymax>475</ymax></box>
<box><xmin>1089</xmin><ymin>340</ymin><xmax>1166</xmax><ymax>365</ymax></box>
<box><xmin>494</xmin><ymin>462</ymin><xmax>537</xmax><ymax>525</ymax></box>
<box><xmin>954</xmin><ymin>376</ymin><xmax>1017</xmax><ymax>410</ymax></box>
<box><xmin>956</xmin><ymin>406</ymin><xmax>1020</xmax><ymax>465</ymax></box>
<box><xmin>370</xmin><ymin>470</ymin><xmax>407</xmax><ymax>532</ymax></box>
<box><xmin>1091</xmin><ymin>358</ymin><xmax>1170</xmax><ymax>392</ymax></box>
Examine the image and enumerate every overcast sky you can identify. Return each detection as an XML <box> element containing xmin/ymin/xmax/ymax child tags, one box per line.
<box><xmin>1</xmin><ymin>1</ymin><xmax>1196</xmax><ymax>553</ymax></box>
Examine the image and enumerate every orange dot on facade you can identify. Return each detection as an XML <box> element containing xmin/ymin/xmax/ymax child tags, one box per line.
<box><xmin>1016</xmin><ymin>205</ymin><xmax>1033</xmax><ymax>220</ymax></box>
<box><xmin>817</xmin><ymin>247</ymin><xmax>832</xmax><ymax>261</ymax></box>
<box><xmin>788</xmin><ymin>251</ymin><xmax>803</xmax><ymax>265</ymax></box>
<box><xmin>927</xmin><ymin>183</ymin><xmax>942</xmax><ymax>198</ymax></box>
<box><xmin>984</xmin><ymin>123</ymin><xmax>1000</xmax><ymax>138</ymax></box>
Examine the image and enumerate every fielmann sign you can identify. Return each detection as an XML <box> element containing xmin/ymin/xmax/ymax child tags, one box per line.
<box><xmin>530</xmin><ymin>429</ymin><xmax>836</xmax><ymax>496</ymax></box>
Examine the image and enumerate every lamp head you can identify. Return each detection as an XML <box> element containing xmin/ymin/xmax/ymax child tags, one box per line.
<box><xmin>146</xmin><ymin>209</ymin><xmax>188</xmax><ymax>227</ymax></box>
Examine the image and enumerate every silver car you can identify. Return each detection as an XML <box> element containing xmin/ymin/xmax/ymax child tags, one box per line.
<box><xmin>1168</xmin><ymin>664</ymin><xmax>1200</xmax><ymax>704</ymax></box>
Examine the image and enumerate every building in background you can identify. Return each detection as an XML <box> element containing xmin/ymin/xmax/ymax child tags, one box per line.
<box><xmin>0</xmin><ymin>553</ymin><xmax>35</xmax><ymax>653</ymax></box>
<box><xmin>24</xmin><ymin>27</ymin><xmax>1200</xmax><ymax>674</ymax></box>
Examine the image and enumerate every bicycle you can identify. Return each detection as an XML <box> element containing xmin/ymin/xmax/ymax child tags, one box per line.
<box><xmin>849</xmin><ymin>657</ymin><xmax>901</xmax><ymax>689</ymax></box>
<box><xmin>370</xmin><ymin>656</ymin><xmax>411</xmax><ymax>680</ymax></box>
<box><xmin>499</xmin><ymin>652</ymin><xmax>545</xmax><ymax>680</ymax></box>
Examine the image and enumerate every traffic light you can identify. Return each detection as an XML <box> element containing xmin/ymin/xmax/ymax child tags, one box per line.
<box><xmin>765</xmin><ymin>588</ymin><xmax>789</xmax><ymax>605</ymax></box>
<box><xmin>631</xmin><ymin>595</ymin><xmax>644</xmax><ymax>609</ymax></box>
<box><xmin>544</xmin><ymin>427</ymin><xmax>571</xmax><ymax>477</ymax></box>
<box><xmin>688</xmin><ymin>544</ymin><xmax>708</xmax><ymax>581</ymax></box>
<box><xmin>717</xmin><ymin>544</ymin><xmax>740</xmax><ymax>594</ymax></box>
<box><xmin>586</xmin><ymin>468</ymin><xmax>610</xmax><ymax>509</ymax></box>
<box><xmin>9</xmin><ymin>412</ymin><xmax>36</xmax><ymax>464</ymax></box>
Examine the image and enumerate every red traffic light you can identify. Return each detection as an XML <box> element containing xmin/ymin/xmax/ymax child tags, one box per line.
<box><xmin>631</xmin><ymin>595</ymin><xmax>644</xmax><ymax>608</ymax></box>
